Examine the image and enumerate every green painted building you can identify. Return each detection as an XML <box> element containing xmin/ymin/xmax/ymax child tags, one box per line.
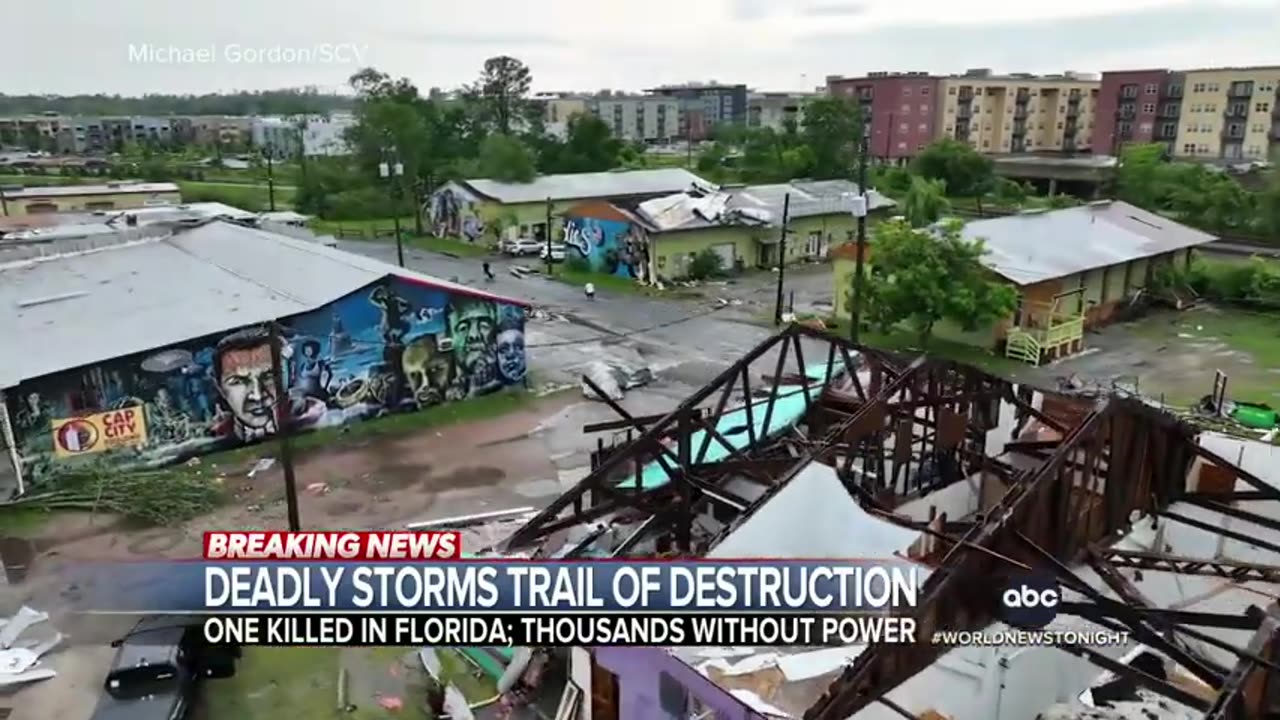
<box><xmin>626</xmin><ymin>180</ymin><xmax>895</xmax><ymax>281</ymax></box>
<box><xmin>423</xmin><ymin>168</ymin><xmax>711</xmax><ymax>246</ymax></box>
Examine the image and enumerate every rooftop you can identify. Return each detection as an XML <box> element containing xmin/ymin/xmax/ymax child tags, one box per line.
<box><xmin>1</xmin><ymin>181</ymin><xmax>180</xmax><ymax>199</ymax></box>
<box><xmin>461</xmin><ymin>168</ymin><xmax>711</xmax><ymax>205</ymax></box>
<box><xmin>954</xmin><ymin>200</ymin><xmax>1217</xmax><ymax>286</ymax></box>
<box><xmin>0</xmin><ymin>220</ymin><xmax>524</xmax><ymax>388</ymax></box>
<box><xmin>632</xmin><ymin>180</ymin><xmax>896</xmax><ymax>234</ymax></box>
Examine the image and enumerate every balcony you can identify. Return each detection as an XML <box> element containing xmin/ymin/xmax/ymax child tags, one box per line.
<box><xmin>1068</xmin><ymin>90</ymin><xmax>1082</xmax><ymax>102</ymax></box>
<box><xmin>1225</xmin><ymin>104</ymin><xmax>1249</xmax><ymax>119</ymax></box>
<box><xmin>1165</xmin><ymin>84</ymin><xmax>1183</xmax><ymax>99</ymax></box>
<box><xmin>1016</xmin><ymin>89</ymin><xmax>1031</xmax><ymax>103</ymax></box>
<box><xmin>1272</xmin><ymin>122</ymin><xmax>1280</xmax><ymax>140</ymax></box>
<box><xmin>956</xmin><ymin>106</ymin><xmax>972</xmax><ymax>119</ymax></box>
<box><xmin>957</xmin><ymin>89</ymin><xmax>974</xmax><ymax>101</ymax></box>
<box><xmin>1117</xmin><ymin>109</ymin><xmax>1136</xmax><ymax>120</ymax></box>
<box><xmin>1159</xmin><ymin>104</ymin><xmax>1180</xmax><ymax>118</ymax></box>
<box><xmin>1228</xmin><ymin>82</ymin><xmax>1254</xmax><ymax>98</ymax></box>
<box><xmin>1014</xmin><ymin>107</ymin><xmax>1028</xmax><ymax>119</ymax></box>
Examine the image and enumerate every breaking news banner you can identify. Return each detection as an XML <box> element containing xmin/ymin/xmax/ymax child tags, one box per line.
<box><xmin>72</xmin><ymin>532</ymin><xmax>928</xmax><ymax>648</ymax></box>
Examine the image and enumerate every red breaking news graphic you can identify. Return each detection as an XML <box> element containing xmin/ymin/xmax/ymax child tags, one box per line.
<box><xmin>202</xmin><ymin>531</ymin><xmax>462</xmax><ymax>561</ymax></box>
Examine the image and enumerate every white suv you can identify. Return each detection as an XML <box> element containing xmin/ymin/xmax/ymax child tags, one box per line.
<box><xmin>502</xmin><ymin>238</ymin><xmax>544</xmax><ymax>256</ymax></box>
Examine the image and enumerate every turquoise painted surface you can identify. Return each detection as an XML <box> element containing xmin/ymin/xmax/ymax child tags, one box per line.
<box><xmin>627</xmin><ymin>360</ymin><xmax>847</xmax><ymax>489</ymax></box>
<box><xmin>459</xmin><ymin>647</ymin><xmax>506</xmax><ymax>679</ymax></box>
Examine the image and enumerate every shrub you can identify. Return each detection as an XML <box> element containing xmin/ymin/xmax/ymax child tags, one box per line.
<box><xmin>687</xmin><ymin>249</ymin><xmax>724</xmax><ymax>281</ymax></box>
<box><xmin>565</xmin><ymin>255</ymin><xmax>591</xmax><ymax>273</ymax></box>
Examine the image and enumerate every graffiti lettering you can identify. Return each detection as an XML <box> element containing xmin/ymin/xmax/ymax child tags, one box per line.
<box><xmin>562</xmin><ymin>215</ymin><xmax>649</xmax><ymax>281</ymax></box>
<box><xmin>103</xmin><ymin>409</ymin><xmax>138</xmax><ymax>439</ymax></box>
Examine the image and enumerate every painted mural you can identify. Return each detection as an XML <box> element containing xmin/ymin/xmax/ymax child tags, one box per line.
<box><xmin>562</xmin><ymin>215</ymin><xmax>650</xmax><ymax>282</ymax></box>
<box><xmin>426</xmin><ymin>185</ymin><xmax>485</xmax><ymax>242</ymax></box>
<box><xmin>9</xmin><ymin>278</ymin><xmax>527</xmax><ymax>484</ymax></box>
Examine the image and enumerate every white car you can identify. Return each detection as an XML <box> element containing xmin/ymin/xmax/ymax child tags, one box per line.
<box><xmin>502</xmin><ymin>238</ymin><xmax>545</xmax><ymax>256</ymax></box>
<box><xmin>540</xmin><ymin>243</ymin><xmax>567</xmax><ymax>262</ymax></box>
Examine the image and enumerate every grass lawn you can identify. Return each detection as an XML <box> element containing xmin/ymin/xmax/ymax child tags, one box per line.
<box><xmin>200</xmin><ymin>647</ymin><xmax>345</xmax><ymax>720</ymax></box>
<box><xmin>436</xmin><ymin>649</ymin><xmax>500</xmax><ymax>704</ymax></box>
<box><xmin>406</xmin><ymin>235</ymin><xmax>491</xmax><ymax>258</ymax></box>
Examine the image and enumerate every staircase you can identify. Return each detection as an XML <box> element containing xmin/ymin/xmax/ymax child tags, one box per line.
<box><xmin>1005</xmin><ymin>329</ymin><xmax>1041</xmax><ymax>365</ymax></box>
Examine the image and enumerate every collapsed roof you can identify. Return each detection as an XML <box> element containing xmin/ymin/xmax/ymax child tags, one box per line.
<box><xmin>499</xmin><ymin>325</ymin><xmax>1280</xmax><ymax>720</ymax></box>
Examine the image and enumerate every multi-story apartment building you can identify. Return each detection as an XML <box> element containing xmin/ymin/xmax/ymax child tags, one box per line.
<box><xmin>747</xmin><ymin>92</ymin><xmax>817</xmax><ymax>132</ymax></box>
<box><xmin>936</xmin><ymin>69</ymin><xmax>1100</xmax><ymax>155</ymax></box>
<box><xmin>252</xmin><ymin>116</ymin><xmax>302</xmax><ymax>158</ymax></box>
<box><xmin>1097</xmin><ymin>65</ymin><xmax>1280</xmax><ymax>161</ymax></box>
<box><xmin>592</xmin><ymin>95</ymin><xmax>682</xmax><ymax>143</ymax></box>
<box><xmin>0</xmin><ymin>114</ymin><xmax>65</xmax><ymax>151</ymax></box>
<box><xmin>301</xmin><ymin>113</ymin><xmax>355</xmax><ymax>157</ymax></box>
<box><xmin>533</xmin><ymin>93</ymin><xmax>588</xmax><ymax>139</ymax></box>
<box><xmin>827</xmin><ymin>72</ymin><xmax>941</xmax><ymax>162</ymax></box>
<box><xmin>644</xmin><ymin>82</ymin><xmax>749</xmax><ymax>141</ymax></box>
<box><xmin>1093</xmin><ymin>70</ymin><xmax>1185</xmax><ymax>156</ymax></box>
<box><xmin>190</xmin><ymin>116</ymin><xmax>251</xmax><ymax>148</ymax></box>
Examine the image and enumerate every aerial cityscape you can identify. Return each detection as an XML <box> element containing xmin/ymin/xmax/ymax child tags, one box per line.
<box><xmin>0</xmin><ymin>2</ymin><xmax>1279</xmax><ymax>719</ymax></box>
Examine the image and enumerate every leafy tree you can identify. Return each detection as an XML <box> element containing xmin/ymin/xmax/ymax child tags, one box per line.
<box><xmin>799</xmin><ymin>96</ymin><xmax>863</xmax><ymax>180</ymax></box>
<box><xmin>912</xmin><ymin>139</ymin><xmax>995</xmax><ymax>205</ymax></box>
<box><xmin>990</xmin><ymin>177</ymin><xmax>1028</xmax><ymax>207</ymax></box>
<box><xmin>1258</xmin><ymin>163</ymin><xmax>1280</xmax><ymax>237</ymax></box>
<box><xmin>687</xmin><ymin>249</ymin><xmax>725</xmax><ymax>280</ymax></box>
<box><xmin>871</xmin><ymin>166</ymin><xmax>913</xmax><ymax>198</ymax></box>
<box><xmin>861</xmin><ymin>218</ymin><xmax>1017</xmax><ymax>344</ymax></box>
<box><xmin>1046</xmin><ymin>194</ymin><xmax>1083</xmax><ymax>209</ymax></box>
<box><xmin>536</xmin><ymin>115</ymin><xmax>623</xmax><ymax>173</ymax></box>
<box><xmin>902</xmin><ymin>176</ymin><xmax>951</xmax><ymax>227</ymax></box>
<box><xmin>478</xmin><ymin>134</ymin><xmax>536</xmax><ymax>182</ymax></box>
<box><xmin>472</xmin><ymin>56</ymin><xmax>533</xmax><ymax>135</ymax></box>
<box><xmin>1113</xmin><ymin>143</ymin><xmax>1167</xmax><ymax>208</ymax></box>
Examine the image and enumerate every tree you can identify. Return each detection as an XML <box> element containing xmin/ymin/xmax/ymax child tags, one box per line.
<box><xmin>478</xmin><ymin>134</ymin><xmax>536</xmax><ymax>182</ymax></box>
<box><xmin>537</xmin><ymin>115</ymin><xmax>623</xmax><ymax>173</ymax></box>
<box><xmin>861</xmin><ymin>219</ymin><xmax>1018</xmax><ymax>344</ymax></box>
<box><xmin>912</xmin><ymin>139</ymin><xmax>995</xmax><ymax>204</ymax></box>
<box><xmin>473</xmin><ymin>56</ymin><xmax>533</xmax><ymax>135</ymax></box>
<box><xmin>990</xmin><ymin>177</ymin><xmax>1028</xmax><ymax>207</ymax></box>
<box><xmin>1113</xmin><ymin>143</ymin><xmax>1167</xmax><ymax>208</ymax></box>
<box><xmin>799</xmin><ymin>96</ymin><xmax>863</xmax><ymax>180</ymax></box>
<box><xmin>901</xmin><ymin>176</ymin><xmax>951</xmax><ymax>227</ymax></box>
<box><xmin>1258</xmin><ymin>163</ymin><xmax>1280</xmax><ymax>237</ymax></box>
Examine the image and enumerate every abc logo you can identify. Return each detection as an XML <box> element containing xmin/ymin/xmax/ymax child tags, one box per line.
<box><xmin>996</xmin><ymin>573</ymin><xmax>1060</xmax><ymax>629</ymax></box>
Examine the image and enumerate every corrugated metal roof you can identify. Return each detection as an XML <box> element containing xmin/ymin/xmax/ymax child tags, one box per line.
<box><xmin>635</xmin><ymin>180</ymin><xmax>896</xmax><ymax>233</ymax></box>
<box><xmin>2</xmin><ymin>182</ymin><xmax>180</xmax><ymax>199</ymax></box>
<box><xmin>955</xmin><ymin>201</ymin><xmax>1218</xmax><ymax>286</ymax></box>
<box><xmin>463</xmin><ymin>168</ymin><xmax>710</xmax><ymax>205</ymax></box>
<box><xmin>0</xmin><ymin>220</ymin><xmax>525</xmax><ymax>388</ymax></box>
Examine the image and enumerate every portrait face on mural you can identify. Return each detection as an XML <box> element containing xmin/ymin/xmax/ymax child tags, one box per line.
<box><xmin>448</xmin><ymin>298</ymin><xmax>498</xmax><ymax>384</ymax></box>
<box><xmin>495</xmin><ymin>328</ymin><xmax>526</xmax><ymax>384</ymax></box>
<box><xmin>213</xmin><ymin>328</ymin><xmax>277</xmax><ymax>440</ymax></box>
<box><xmin>401</xmin><ymin>334</ymin><xmax>454</xmax><ymax>407</ymax></box>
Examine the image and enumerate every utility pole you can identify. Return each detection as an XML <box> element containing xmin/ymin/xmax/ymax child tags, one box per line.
<box><xmin>265</xmin><ymin>147</ymin><xmax>277</xmax><ymax>212</ymax></box>
<box><xmin>851</xmin><ymin>134</ymin><xmax>870</xmax><ymax>343</ymax></box>
<box><xmin>267</xmin><ymin>322</ymin><xmax>301</xmax><ymax>532</ymax></box>
<box><xmin>544</xmin><ymin>196</ymin><xmax>554</xmax><ymax>275</ymax></box>
<box><xmin>380</xmin><ymin>155</ymin><xmax>405</xmax><ymax>267</ymax></box>
<box><xmin>773</xmin><ymin>193</ymin><xmax>791</xmax><ymax>325</ymax></box>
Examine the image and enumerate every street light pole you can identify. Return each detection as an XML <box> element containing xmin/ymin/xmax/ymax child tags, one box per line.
<box><xmin>380</xmin><ymin>156</ymin><xmax>405</xmax><ymax>267</ymax></box>
<box><xmin>544</xmin><ymin>196</ymin><xmax>553</xmax><ymax>275</ymax></box>
<box><xmin>265</xmin><ymin>146</ymin><xmax>276</xmax><ymax>212</ymax></box>
<box><xmin>851</xmin><ymin>134</ymin><xmax>870</xmax><ymax>344</ymax></box>
<box><xmin>773</xmin><ymin>193</ymin><xmax>791</xmax><ymax>326</ymax></box>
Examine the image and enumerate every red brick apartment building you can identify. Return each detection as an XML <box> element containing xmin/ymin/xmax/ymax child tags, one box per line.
<box><xmin>1093</xmin><ymin>70</ymin><xmax>1185</xmax><ymax>155</ymax></box>
<box><xmin>827</xmin><ymin>72</ymin><xmax>941</xmax><ymax>163</ymax></box>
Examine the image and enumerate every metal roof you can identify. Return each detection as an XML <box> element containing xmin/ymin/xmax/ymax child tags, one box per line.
<box><xmin>954</xmin><ymin>201</ymin><xmax>1218</xmax><ymax>286</ymax></box>
<box><xmin>0</xmin><ymin>220</ymin><xmax>525</xmax><ymax>388</ymax></box>
<box><xmin>462</xmin><ymin>168</ymin><xmax>710</xmax><ymax>205</ymax></box>
<box><xmin>2</xmin><ymin>182</ymin><xmax>180</xmax><ymax>199</ymax></box>
<box><xmin>634</xmin><ymin>179</ymin><xmax>896</xmax><ymax>234</ymax></box>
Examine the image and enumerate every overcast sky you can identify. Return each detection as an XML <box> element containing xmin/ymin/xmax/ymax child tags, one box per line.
<box><xmin>9</xmin><ymin>0</ymin><xmax>1280</xmax><ymax>96</ymax></box>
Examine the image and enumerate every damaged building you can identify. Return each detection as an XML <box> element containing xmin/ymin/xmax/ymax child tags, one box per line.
<box><xmin>490</xmin><ymin>325</ymin><xmax>1280</xmax><ymax>720</ymax></box>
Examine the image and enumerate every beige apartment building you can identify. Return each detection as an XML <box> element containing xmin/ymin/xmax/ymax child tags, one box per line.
<box><xmin>1173</xmin><ymin>66</ymin><xmax>1280</xmax><ymax>161</ymax></box>
<box><xmin>593</xmin><ymin>95</ymin><xmax>683</xmax><ymax>143</ymax></box>
<box><xmin>935</xmin><ymin>70</ymin><xmax>1100</xmax><ymax>155</ymax></box>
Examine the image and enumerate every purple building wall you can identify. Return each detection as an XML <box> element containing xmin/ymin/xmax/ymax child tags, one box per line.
<box><xmin>1095</xmin><ymin>69</ymin><xmax>1178</xmax><ymax>155</ymax></box>
<box><xmin>829</xmin><ymin>73</ymin><xmax>941</xmax><ymax>162</ymax></box>
<box><xmin>593</xmin><ymin>647</ymin><xmax>767</xmax><ymax>720</ymax></box>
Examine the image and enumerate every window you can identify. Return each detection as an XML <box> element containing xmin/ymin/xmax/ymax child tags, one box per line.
<box><xmin>897</xmin><ymin>141</ymin><xmax>907</xmax><ymax>150</ymax></box>
<box><xmin>1139</xmin><ymin>122</ymin><xmax>1152</xmax><ymax>133</ymax></box>
<box><xmin>900</xmin><ymin>103</ymin><xmax>911</xmax><ymax>114</ymax></box>
<box><xmin>1257</xmin><ymin>102</ymin><xmax>1271</xmax><ymax>112</ymax></box>
<box><xmin>982</xmin><ymin>140</ymin><xmax>990</xmax><ymax>148</ymax></box>
<box><xmin>1144</xmin><ymin>83</ymin><xmax>1158</xmax><ymax>95</ymax></box>
<box><xmin>1057</xmin><ymin>121</ymin><xmax>1064</xmax><ymax>129</ymax></box>
<box><xmin>1206</xmin><ymin>104</ymin><xmax>1217</xmax><ymax>112</ymax></box>
<box><xmin>1193</xmin><ymin>83</ymin><xmax>1206</xmax><ymax>93</ymax></box>
<box><xmin>920</xmin><ymin>85</ymin><xmax>930</xmax><ymax>95</ymax></box>
<box><xmin>1198</xmin><ymin>144</ymin><xmax>1210</xmax><ymax>153</ymax></box>
<box><xmin>1208</xmin><ymin>83</ymin><xmax>1220</xmax><ymax>92</ymax></box>
<box><xmin>898</xmin><ymin>122</ymin><xmax>908</xmax><ymax>133</ymax></box>
<box><xmin>919</xmin><ymin>105</ymin><xmax>928</xmax><ymax>114</ymax></box>
<box><xmin>1182</xmin><ymin>143</ymin><xmax>1196</xmax><ymax>154</ymax></box>
<box><xmin>1254</xmin><ymin>123</ymin><xmax>1266</xmax><ymax>133</ymax></box>
<box><xmin>903</xmin><ymin>87</ymin><xmax>911</xmax><ymax>96</ymax></box>
<box><xmin>1161</xmin><ymin>122</ymin><xmax>1177</xmax><ymax>136</ymax></box>
<box><xmin>918</xmin><ymin>123</ymin><xmax>928</xmax><ymax>132</ymax></box>
<box><xmin>947</xmin><ymin>107</ymin><xmax>954</xmax><ymax>114</ymax></box>
<box><xmin>948</xmin><ymin>86</ymin><xmax>957</xmax><ymax>95</ymax></box>
<box><xmin>1142</xmin><ymin>103</ymin><xmax>1156</xmax><ymax>113</ymax></box>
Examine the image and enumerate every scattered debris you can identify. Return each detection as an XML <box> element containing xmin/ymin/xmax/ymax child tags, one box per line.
<box><xmin>580</xmin><ymin>360</ymin><xmax>654</xmax><ymax>401</ymax></box>
<box><xmin>0</xmin><ymin>607</ymin><xmax>61</xmax><ymax>689</ymax></box>
<box><xmin>185</xmin><ymin>457</ymin><xmax>201</xmax><ymax>466</ymax></box>
<box><xmin>305</xmin><ymin>482</ymin><xmax>330</xmax><ymax>496</ymax></box>
<box><xmin>376</xmin><ymin>695</ymin><xmax>403</xmax><ymax>711</ymax></box>
<box><xmin>406</xmin><ymin>507</ymin><xmax>536</xmax><ymax>531</ymax></box>
<box><xmin>247</xmin><ymin>457</ymin><xmax>276</xmax><ymax>478</ymax></box>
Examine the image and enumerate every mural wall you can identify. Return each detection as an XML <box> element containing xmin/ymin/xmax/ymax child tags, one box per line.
<box><xmin>8</xmin><ymin>278</ymin><xmax>527</xmax><ymax>485</ymax></box>
<box><xmin>425</xmin><ymin>185</ymin><xmax>486</xmax><ymax>242</ymax></box>
<box><xmin>562</xmin><ymin>215</ymin><xmax>650</xmax><ymax>282</ymax></box>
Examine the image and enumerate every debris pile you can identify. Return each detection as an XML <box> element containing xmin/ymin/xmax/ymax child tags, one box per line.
<box><xmin>580</xmin><ymin>361</ymin><xmax>654</xmax><ymax>401</ymax></box>
<box><xmin>0</xmin><ymin>606</ymin><xmax>64</xmax><ymax>689</ymax></box>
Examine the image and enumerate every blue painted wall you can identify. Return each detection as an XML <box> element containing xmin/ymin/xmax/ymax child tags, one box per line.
<box><xmin>562</xmin><ymin>215</ymin><xmax>647</xmax><ymax>279</ymax></box>
<box><xmin>8</xmin><ymin>276</ymin><xmax>527</xmax><ymax>485</ymax></box>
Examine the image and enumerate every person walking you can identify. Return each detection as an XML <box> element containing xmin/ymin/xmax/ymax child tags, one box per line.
<box><xmin>584</xmin><ymin>281</ymin><xmax>595</xmax><ymax>300</ymax></box>
<box><xmin>482</xmin><ymin>261</ymin><xmax>495</xmax><ymax>282</ymax></box>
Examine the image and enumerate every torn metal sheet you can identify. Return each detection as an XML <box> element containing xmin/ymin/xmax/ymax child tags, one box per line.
<box><xmin>0</xmin><ymin>607</ymin><xmax>47</xmax><ymax>649</ymax></box>
<box><xmin>0</xmin><ymin>667</ymin><xmax>56</xmax><ymax>688</ymax></box>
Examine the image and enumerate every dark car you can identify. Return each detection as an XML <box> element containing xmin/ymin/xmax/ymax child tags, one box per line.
<box><xmin>89</xmin><ymin>615</ymin><xmax>240</xmax><ymax>720</ymax></box>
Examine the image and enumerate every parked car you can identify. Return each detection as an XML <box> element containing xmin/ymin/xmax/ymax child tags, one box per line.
<box><xmin>502</xmin><ymin>238</ymin><xmax>545</xmax><ymax>256</ymax></box>
<box><xmin>90</xmin><ymin>615</ymin><xmax>240</xmax><ymax>720</ymax></box>
<box><xmin>540</xmin><ymin>243</ymin><xmax>567</xmax><ymax>262</ymax></box>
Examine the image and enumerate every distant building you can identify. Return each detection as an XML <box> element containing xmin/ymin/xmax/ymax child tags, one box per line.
<box><xmin>644</xmin><ymin>82</ymin><xmax>750</xmax><ymax>141</ymax></box>
<box><xmin>591</xmin><ymin>95</ymin><xmax>682</xmax><ymax>143</ymax></box>
<box><xmin>1093</xmin><ymin>70</ymin><xmax>1184</xmax><ymax>156</ymax></box>
<box><xmin>0</xmin><ymin>181</ymin><xmax>182</xmax><ymax>216</ymax></box>
<box><xmin>533</xmin><ymin>94</ymin><xmax>589</xmax><ymax>139</ymax></box>
<box><xmin>251</xmin><ymin>117</ymin><xmax>301</xmax><ymax>158</ymax></box>
<box><xmin>828</xmin><ymin>72</ymin><xmax>942</xmax><ymax>163</ymax></box>
<box><xmin>747</xmin><ymin>92</ymin><xmax>817</xmax><ymax>132</ymax></box>
<box><xmin>300</xmin><ymin>113</ymin><xmax>355</xmax><ymax>157</ymax></box>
